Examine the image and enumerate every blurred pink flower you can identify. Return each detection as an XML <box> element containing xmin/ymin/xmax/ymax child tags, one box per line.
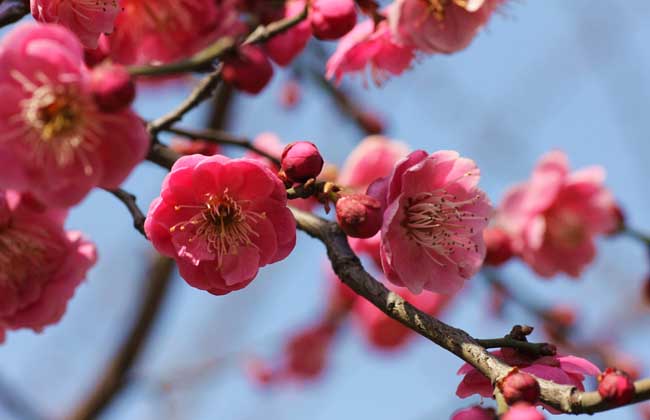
<box><xmin>222</xmin><ymin>45</ymin><xmax>274</xmax><ymax>94</ymax></box>
<box><xmin>497</xmin><ymin>151</ymin><xmax>618</xmax><ymax>278</ymax></box>
<box><xmin>30</xmin><ymin>0</ymin><xmax>120</xmax><ymax>48</ymax></box>
<box><xmin>379</xmin><ymin>150</ymin><xmax>491</xmax><ymax>294</ymax></box>
<box><xmin>264</xmin><ymin>0</ymin><xmax>312</xmax><ymax>66</ymax></box>
<box><xmin>502</xmin><ymin>403</ymin><xmax>545</xmax><ymax>420</ymax></box>
<box><xmin>326</xmin><ymin>17</ymin><xmax>415</xmax><ymax>85</ymax></box>
<box><xmin>0</xmin><ymin>190</ymin><xmax>96</xmax><ymax>341</ymax></box>
<box><xmin>107</xmin><ymin>0</ymin><xmax>245</xmax><ymax>65</ymax></box>
<box><xmin>389</xmin><ymin>0</ymin><xmax>503</xmax><ymax>54</ymax></box>
<box><xmin>457</xmin><ymin>348</ymin><xmax>600</xmax><ymax>410</ymax></box>
<box><xmin>310</xmin><ymin>0</ymin><xmax>357</xmax><ymax>40</ymax></box>
<box><xmin>145</xmin><ymin>154</ymin><xmax>296</xmax><ymax>295</ymax></box>
<box><xmin>451</xmin><ymin>406</ymin><xmax>496</xmax><ymax>420</ymax></box>
<box><xmin>0</xmin><ymin>23</ymin><xmax>149</xmax><ymax>207</ymax></box>
<box><xmin>283</xmin><ymin>323</ymin><xmax>335</xmax><ymax>380</ymax></box>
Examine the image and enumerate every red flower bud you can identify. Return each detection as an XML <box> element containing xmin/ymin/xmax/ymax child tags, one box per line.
<box><xmin>502</xmin><ymin>403</ymin><xmax>545</xmax><ymax>420</ymax></box>
<box><xmin>498</xmin><ymin>369</ymin><xmax>541</xmax><ymax>405</ymax></box>
<box><xmin>280</xmin><ymin>79</ymin><xmax>301</xmax><ymax>109</ymax></box>
<box><xmin>336</xmin><ymin>194</ymin><xmax>382</xmax><ymax>239</ymax></box>
<box><xmin>222</xmin><ymin>45</ymin><xmax>274</xmax><ymax>95</ymax></box>
<box><xmin>598</xmin><ymin>368</ymin><xmax>635</xmax><ymax>405</ymax></box>
<box><xmin>310</xmin><ymin>0</ymin><xmax>357</xmax><ymax>40</ymax></box>
<box><xmin>281</xmin><ymin>141</ymin><xmax>324</xmax><ymax>182</ymax></box>
<box><xmin>90</xmin><ymin>63</ymin><xmax>136</xmax><ymax>112</ymax></box>
<box><xmin>483</xmin><ymin>227</ymin><xmax>513</xmax><ymax>266</ymax></box>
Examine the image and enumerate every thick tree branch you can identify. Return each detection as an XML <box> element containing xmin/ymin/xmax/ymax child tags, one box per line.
<box><xmin>66</xmin><ymin>256</ymin><xmax>174</xmax><ymax>420</ymax></box>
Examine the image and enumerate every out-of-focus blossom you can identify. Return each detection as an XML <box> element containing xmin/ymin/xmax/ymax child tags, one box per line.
<box><xmin>483</xmin><ymin>226</ymin><xmax>513</xmax><ymax>266</ymax></box>
<box><xmin>0</xmin><ymin>190</ymin><xmax>96</xmax><ymax>341</ymax></box>
<box><xmin>457</xmin><ymin>348</ymin><xmax>600</xmax><ymax>409</ymax></box>
<box><xmin>497</xmin><ymin>151</ymin><xmax>618</xmax><ymax>278</ymax></box>
<box><xmin>30</xmin><ymin>0</ymin><xmax>120</xmax><ymax>48</ymax></box>
<box><xmin>0</xmin><ymin>23</ymin><xmax>149</xmax><ymax>207</ymax></box>
<box><xmin>389</xmin><ymin>0</ymin><xmax>503</xmax><ymax>54</ymax></box>
<box><xmin>283</xmin><ymin>324</ymin><xmax>335</xmax><ymax>380</ymax></box>
<box><xmin>90</xmin><ymin>63</ymin><xmax>136</xmax><ymax>112</ymax></box>
<box><xmin>222</xmin><ymin>45</ymin><xmax>274</xmax><ymax>95</ymax></box>
<box><xmin>379</xmin><ymin>150</ymin><xmax>491</xmax><ymax>294</ymax></box>
<box><xmin>170</xmin><ymin>138</ymin><xmax>220</xmax><ymax>156</ymax></box>
<box><xmin>264</xmin><ymin>0</ymin><xmax>312</xmax><ymax>66</ymax></box>
<box><xmin>326</xmin><ymin>17</ymin><xmax>415</xmax><ymax>85</ymax></box>
<box><xmin>145</xmin><ymin>154</ymin><xmax>296</xmax><ymax>295</ymax></box>
<box><xmin>451</xmin><ymin>406</ymin><xmax>496</xmax><ymax>420</ymax></box>
<box><xmin>502</xmin><ymin>403</ymin><xmax>545</xmax><ymax>420</ymax></box>
<box><xmin>107</xmin><ymin>0</ymin><xmax>245</xmax><ymax>65</ymax></box>
<box><xmin>280</xmin><ymin>79</ymin><xmax>302</xmax><ymax>109</ymax></box>
<box><xmin>310</xmin><ymin>0</ymin><xmax>357</xmax><ymax>40</ymax></box>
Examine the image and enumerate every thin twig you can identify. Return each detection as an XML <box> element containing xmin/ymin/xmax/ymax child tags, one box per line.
<box><xmin>128</xmin><ymin>5</ymin><xmax>309</xmax><ymax>78</ymax></box>
<box><xmin>66</xmin><ymin>256</ymin><xmax>175</xmax><ymax>420</ymax></box>
<box><xmin>163</xmin><ymin>126</ymin><xmax>280</xmax><ymax>165</ymax></box>
<box><xmin>105</xmin><ymin>188</ymin><xmax>147</xmax><ymax>237</ymax></box>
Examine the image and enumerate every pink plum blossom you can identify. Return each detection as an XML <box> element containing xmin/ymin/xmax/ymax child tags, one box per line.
<box><xmin>379</xmin><ymin>150</ymin><xmax>491</xmax><ymax>294</ymax></box>
<box><xmin>0</xmin><ymin>190</ymin><xmax>96</xmax><ymax>341</ymax></box>
<box><xmin>0</xmin><ymin>23</ymin><xmax>149</xmax><ymax>207</ymax></box>
<box><xmin>30</xmin><ymin>0</ymin><xmax>121</xmax><ymax>49</ymax></box>
<box><xmin>451</xmin><ymin>406</ymin><xmax>496</xmax><ymax>420</ymax></box>
<box><xmin>497</xmin><ymin>151</ymin><xmax>618</xmax><ymax>278</ymax></box>
<box><xmin>502</xmin><ymin>403</ymin><xmax>546</xmax><ymax>420</ymax></box>
<box><xmin>457</xmin><ymin>348</ymin><xmax>600</xmax><ymax>409</ymax></box>
<box><xmin>107</xmin><ymin>0</ymin><xmax>246</xmax><ymax>65</ymax></box>
<box><xmin>144</xmin><ymin>154</ymin><xmax>297</xmax><ymax>295</ymax></box>
<box><xmin>389</xmin><ymin>0</ymin><xmax>503</xmax><ymax>54</ymax></box>
<box><xmin>326</xmin><ymin>17</ymin><xmax>416</xmax><ymax>85</ymax></box>
<box><xmin>283</xmin><ymin>323</ymin><xmax>335</xmax><ymax>380</ymax></box>
<box><xmin>310</xmin><ymin>0</ymin><xmax>357</xmax><ymax>40</ymax></box>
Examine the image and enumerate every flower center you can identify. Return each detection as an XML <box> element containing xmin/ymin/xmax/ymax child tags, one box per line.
<box><xmin>545</xmin><ymin>210</ymin><xmax>586</xmax><ymax>249</ymax></box>
<box><xmin>427</xmin><ymin>0</ymin><xmax>475</xmax><ymax>20</ymax></box>
<box><xmin>170</xmin><ymin>191</ymin><xmax>266</xmax><ymax>266</ymax></box>
<box><xmin>403</xmin><ymin>191</ymin><xmax>486</xmax><ymax>272</ymax></box>
<box><xmin>12</xmin><ymin>71</ymin><xmax>99</xmax><ymax>174</ymax></box>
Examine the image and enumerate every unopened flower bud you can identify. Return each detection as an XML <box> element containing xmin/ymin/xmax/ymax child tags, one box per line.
<box><xmin>280</xmin><ymin>79</ymin><xmax>301</xmax><ymax>109</ymax></box>
<box><xmin>451</xmin><ymin>406</ymin><xmax>496</xmax><ymax>420</ymax></box>
<box><xmin>222</xmin><ymin>45</ymin><xmax>274</xmax><ymax>94</ymax></box>
<box><xmin>498</xmin><ymin>369</ymin><xmax>540</xmax><ymax>405</ymax></box>
<box><xmin>598</xmin><ymin>368</ymin><xmax>635</xmax><ymax>405</ymax></box>
<box><xmin>310</xmin><ymin>0</ymin><xmax>357</xmax><ymax>40</ymax></box>
<box><xmin>483</xmin><ymin>227</ymin><xmax>513</xmax><ymax>266</ymax></box>
<box><xmin>336</xmin><ymin>194</ymin><xmax>382</xmax><ymax>239</ymax></box>
<box><xmin>605</xmin><ymin>204</ymin><xmax>625</xmax><ymax>235</ymax></box>
<box><xmin>281</xmin><ymin>141</ymin><xmax>324</xmax><ymax>183</ymax></box>
<box><xmin>90</xmin><ymin>63</ymin><xmax>136</xmax><ymax>112</ymax></box>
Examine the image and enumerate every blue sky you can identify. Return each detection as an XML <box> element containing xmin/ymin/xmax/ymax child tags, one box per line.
<box><xmin>1</xmin><ymin>2</ymin><xmax>650</xmax><ymax>419</ymax></box>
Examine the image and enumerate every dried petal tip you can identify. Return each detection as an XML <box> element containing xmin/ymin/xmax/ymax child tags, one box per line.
<box><xmin>336</xmin><ymin>194</ymin><xmax>382</xmax><ymax>238</ymax></box>
<box><xmin>598</xmin><ymin>368</ymin><xmax>635</xmax><ymax>405</ymax></box>
<box><xmin>451</xmin><ymin>405</ymin><xmax>496</xmax><ymax>420</ymax></box>
<box><xmin>90</xmin><ymin>63</ymin><xmax>136</xmax><ymax>112</ymax></box>
<box><xmin>498</xmin><ymin>369</ymin><xmax>541</xmax><ymax>405</ymax></box>
<box><xmin>483</xmin><ymin>226</ymin><xmax>513</xmax><ymax>266</ymax></box>
<box><xmin>281</xmin><ymin>141</ymin><xmax>324</xmax><ymax>183</ymax></box>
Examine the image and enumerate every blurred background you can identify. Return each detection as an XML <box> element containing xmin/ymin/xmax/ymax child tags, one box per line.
<box><xmin>1</xmin><ymin>1</ymin><xmax>650</xmax><ymax>419</ymax></box>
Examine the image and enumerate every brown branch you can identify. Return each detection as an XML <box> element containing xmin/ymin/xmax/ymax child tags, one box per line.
<box><xmin>162</xmin><ymin>126</ymin><xmax>280</xmax><ymax>165</ymax></box>
<box><xmin>0</xmin><ymin>0</ymin><xmax>28</xmax><ymax>28</ymax></box>
<box><xmin>66</xmin><ymin>255</ymin><xmax>175</xmax><ymax>420</ymax></box>
<box><xmin>105</xmin><ymin>188</ymin><xmax>147</xmax><ymax>237</ymax></box>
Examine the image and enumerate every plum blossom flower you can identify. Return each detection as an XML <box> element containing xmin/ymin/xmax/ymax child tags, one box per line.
<box><xmin>388</xmin><ymin>0</ymin><xmax>503</xmax><ymax>54</ymax></box>
<box><xmin>263</xmin><ymin>0</ymin><xmax>312</xmax><ymax>66</ymax></box>
<box><xmin>457</xmin><ymin>348</ymin><xmax>600</xmax><ymax>410</ymax></box>
<box><xmin>30</xmin><ymin>0</ymin><xmax>121</xmax><ymax>49</ymax></box>
<box><xmin>326</xmin><ymin>16</ymin><xmax>416</xmax><ymax>85</ymax></box>
<box><xmin>379</xmin><ymin>150</ymin><xmax>491</xmax><ymax>294</ymax></box>
<box><xmin>451</xmin><ymin>406</ymin><xmax>496</xmax><ymax>420</ymax></box>
<box><xmin>502</xmin><ymin>403</ymin><xmax>545</xmax><ymax>420</ymax></box>
<box><xmin>144</xmin><ymin>154</ymin><xmax>296</xmax><ymax>295</ymax></box>
<box><xmin>0</xmin><ymin>190</ymin><xmax>96</xmax><ymax>341</ymax></box>
<box><xmin>0</xmin><ymin>23</ymin><xmax>149</xmax><ymax>207</ymax></box>
<box><xmin>107</xmin><ymin>0</ymin><xmax>245</xmax><ymax>65</ymax></box>
<box><xmin>497</xmin><ymin>151</ymin><xmax>618</xmax><ymax>278</ymax></box>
